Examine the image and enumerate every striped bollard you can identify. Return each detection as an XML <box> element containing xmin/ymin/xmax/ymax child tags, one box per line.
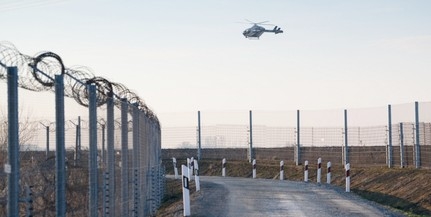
<box><xmin>345</xmin><ymin>163</ymin><xmax>350</xmax><ymax>192</ymax></box>
<box><xmin>173</xmin><ymin>157</ymin><xmax>178</xmax><ymax>179</ymax></box>
<box><xmin>252</xmin><ymin>159</ymin><xmax>257</xmax><ymax>179</ymax></box>
<box><xmin>327</xmin><ymin>162</ymin><xmax>331</xmax><ymax>184</ymax></box>
<box><xmin>304</xmin><ymin>160</ymin><xmax>309</xmax><ymax>182</ymax></box>
<box><xmin>187</xmin><ymin>158</ymin><xmax>191</xmax><ymax>181</ymax></box>
<box><xmin>181</xmin><ymin>165</ymin><xmax>190</xmax><ymax>216</ymax></box>
<box><xmin>280</xmin><ymin>160</ymin><xmax>284</xmax><ymax>180</ymax></box>
<box><xmin>194</xmin><ymin>159</ymin><xmax>200</xmax><ymax>191</ymax></box>
<box><xmin>222</xmin><ymin>158</ymin><xmax>226</xmax><ymax>177</ymax></box>
<box><xmin>317</xmin><ymin>158</ymin><xmax>322</xmax><ymax>184</ymax></box>
<box><xmin>190</xmin><ymin>157</ymin><xmax>194</xmax><ymax>180</ymax></box>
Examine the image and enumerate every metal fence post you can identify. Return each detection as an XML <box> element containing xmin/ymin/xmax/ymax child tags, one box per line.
<box><xmin>197</xmin><ymin>111</ymin><xmax>202</xmax><ymax>160</ymax></box>
<box><xmin>121</xmin><ymin>98</ymin><xmax>129</xmax><ymax>217</ymax></box>
<box><xmin>7</xmin><ymin>66</ymin><xmax>19</xmax><ymax>217</ymax></box>
<box><xmin>55</xmin><ymin>74</ymin><xmax>66</xmax><ymax>217</ymax></box>
<box><xmin>88</xmin><ymin>84</ymin><xmax>98</xmax><ymax>217</ymax></box>
<box><xmin>249</xmin><ymin>110</ymin><xmax>253</xmax><ymax>162</ymax></box>
<box><xmin>344</xmin><ymin>109</ymin><xmax>349</xmax><ymax>165</ymax></box>
<box><xmin>388</xmin><ymin>104</ymin><xmax>393</xmax><ymax>168</ymax></box>
<box><xmin>415</xmin><ymin>101</ymin><xmax>420</xmax><ymax>168</ymax></box>
<box><xmin>400</xmin><ymin>123</ymin><xmax>405</xmax><ymax>168</ymax></box>
<box><xmin>296</xmin><ymin>110</ymin><xmax>300</xmax><ymax>166</ymax></box>
<box><xmin>132</xmin><ymin>104</ymin><xmax>140</xmax><ymax>217</ymax></box>
<box><xmin>107</xmin><ymin>94</ymin><xmax>115</xmax><ymax>216</ymax></box>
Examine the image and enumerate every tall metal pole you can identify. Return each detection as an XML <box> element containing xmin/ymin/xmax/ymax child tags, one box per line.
<box><xmin>120</xmin><ymin>98</ymin><xmax>129</xmax><ymax>217</ymax></box>
<box><xmin>7</xmin><ymin>66</ymin><xmax>19</xmax><ymax>217</ymax></box>
<box><xmin>415</xmin><ymin>101</ymin><xmax>420</xmax><ymax>168</ymax></box>
<box><xmin>249</xmin><ymin>110</ymin><xmax>253</xmax><ymax>162</ymax></box>
<box><xmin>296</xmin><ymin>110</ymin><xmax>300</xmax><ymax>166</ymax></box>
<box><xmin>388</xmin><ymin>104</ymin><xmax>393</xmax><ymax>168</ymax></box>
<box><xmin>344</xmin><ymin>109</ymin><xmax>349</xmax><ymax>165</ymax></box>
<box><xmin>132</xmin><ymin>104</ymin><xmax>140</xmax><ymax>217</ymax></box>
<box><xmin>55</xmin><ymin>74</ymin><xmax>66</xmax><ymax>217</ymax></box>
<box><xmin>77</xmin><ymin>116</ymin><xmax>81</xmax><ymax>161</ymax></box>
<box><xmin>88</xmin><ymin>84</ymin><xmax>98</xmax><ymax>217</ymax></box>
<box><xmin>197</xmin><ymin>111</ymin><xmax>201</xmax><ymax>160</ymax></box>
<box><xmin>400</xmin><ymin>123</ymin><xmax>405</xmax><ymax>168</ymax></box>
<box><xmin>107</xmin><ymin>93</ymin><xmax>115</xmax><ymax>217</ymax></box>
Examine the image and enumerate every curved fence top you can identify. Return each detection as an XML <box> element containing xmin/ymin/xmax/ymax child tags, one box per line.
<box><xmin>0</xmin><ymin>41</ymin><xmax>159</xmax><ymax>127</ymax></box>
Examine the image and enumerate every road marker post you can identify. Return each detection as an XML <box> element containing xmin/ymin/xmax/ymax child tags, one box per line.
<box><xmin>194</xmin><ymin>159</ymin><xmax>200</xmax><ymax>191</ymax></box>
<box><xmin>327</xmin><ymin>161</ymin><xmax>331</xmax><ymax>184</ymax></box>
<box><xmin>181</xmin><ymin>165</ymin><xmax>190</xmax><ymax>216</ymax></box>
<box><xmin>345</xmin><ymin>163</ymin><xmax>350</xmax><ymax>192</ymax></box>
<box><xmin>304</xmin><ymin>160</ymin><xmax>309</xmax><ymax>182</ymax></box>
<box><xmin>173</xmin><ymin>157</ymin><xmax>178</xmax><ymax>179</ymax></box>
<box><xmin>222</xmin><ymin>158</ymin><xmax>226</xmax><ymax>177</ymax></box>
<box><xmin>280</xmin><ymin>160</ymin><xmax>284</xmax><ymax>180</ymax></box>
<box><xmin>317</xmin><ymin>158</ymin><xmax>322</xmax><ymax>184</ymax></box>
<box><xmin>190</xmin><ymin>157</ymin><xmax>194</xmax><ymax>180</ymax></box>
<box><xmin>252</xmin><ymin>159</ymin><xmax>257</xmax><ymax>179</ymax></box>
<box><xmin>187</xmin><ymin>158</ymin><xmax>191</xmax><ymax>181</ymax></box>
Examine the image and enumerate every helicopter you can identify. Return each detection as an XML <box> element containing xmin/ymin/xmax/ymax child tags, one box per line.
<box><xmin>242</xmin><ymin>20</ymin><xmax>283</xmax><ymax>39</ymax></box>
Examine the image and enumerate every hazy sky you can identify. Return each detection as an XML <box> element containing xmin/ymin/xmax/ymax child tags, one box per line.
<box><xmin>2</xmin><ymin>0</ymin><xmax>431</xmax><ymax>114</ymax></box>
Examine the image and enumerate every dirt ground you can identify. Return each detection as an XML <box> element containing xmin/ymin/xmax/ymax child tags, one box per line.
<box><xmin>157</xmin><ymin>159</ymin><xmax>431</xmax><ymax>217</ymax></box>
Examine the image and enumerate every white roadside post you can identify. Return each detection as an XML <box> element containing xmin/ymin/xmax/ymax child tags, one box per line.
<box><xmin>280</xmin><ymin>160</ymin><xmax>284</xmax><ymax>180</ymax></box>
<box><xmin>187</xmin><ymin>158</ymin><xmax>191</xmax><ymax>181</ymax></box>
<box><xmin>190</xmin><ymin>157</ymin><xmax>194</xmax><ymax>180</ymax></box>
<box><xmin>173</xmin><ymin>157</ymin><xmax>178</xmax><ymax>179</ymax></box>
<box><xmin>345</xmin><ymin>163</ymin><xmax>350</xmax><ymax>192</ymax></box>
<box><xmin>194</xmin><ymin>159</ymin><xmax>200</xmax><ymax>191</ymax></box>
<box><xmin>317</xmin><ymin>158</ymin><xmax>322</xmax><ymax>184</ymax></box>
<box><xmin>222</xmin><ymin>158</ymin><xmax>226</xmax><ymax>177</ymax></box>
<box><xmin>252</xmin><ymin>159</ymin><xmax>257</xmax><ymax>179</ymax></box>
<box><xmin>304</xmin><ymin>160</ymin><xmax>309</xmax><ymax>182</ymax></box>
<box><xmin>326</xmin><ymin>162</ymin><xmax>331</xmax><ymax>184</ymax></box>
<box><xmin>181</xmin><ymin>165</ymin><xmax>190</xmax><ymax>216</ymax></box>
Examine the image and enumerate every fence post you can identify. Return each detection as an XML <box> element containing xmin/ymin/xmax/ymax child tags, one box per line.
<box><xmin>296</xmin><ymin>110</ymin><xmax>301</xmax><ymax>166</ymax></box>
<box><xmin>304</xmin><ymin>160</ymin><xmax>308</xmax><ymax>182</ymax></box>
<box><xmin>387</xmin><ymin>104</ymin><xmax>393</xmax><ymax>168</ymax></box>
<box><xmin>344</xmin><ymin>109</ymin><xmax>349</xmax><ymax>165</ymax></box>
<box><xmin>317</xmin><ymin>158</ymin><xmax>322</xmax><ymax>184</ymax></box>
<box><xmin>6</xmin><ymin>66</ymin><xmax>19</xmax><ymax>217</ymax></box>
<box><xmin>249</xmin><ymin>110</ymin><xmax>253</xmax><ymax>163</ymax></box>
<box><xmin>106</xmin><ymin>93</ymin><xmax>115</xmax><ymax>217</ymax></box>
<box><xmin>45</xmin><ymin>125</ymin><xmax>50</xmax><ymax>160</ymax></box>
<box><xmin>88</xmin><ymin>84</ymin><xmax>98</xmax><ymax>217</ymax></box>
<box><xmin>120</xmin><ymin>98</ymin><xmax>129</xmax><ymax>217</ymax></box>
<box><xmin>132</xmin><ymin>104</ymin><xmax>140</xmax><ymax>217</ymax></box>
<box><xmin>197</xmin><ymin>111</ymin><xmax>202</xmax><ymax>160</ymax></box>
<box><xmin>55</xmin><ymin>74</ymin><xmax>66</xmax><ymax>217</ymax></box>
<box><xmin>400</xmin><ymin>123</ymin><xmax>405</xmax><ymax>168</ymax></box>
<box><xmin>326</xmin><ymin>162</ymin><xmax>331</xmax><ymax>184</ymax></box>
<box><xmin>280</xmin><ymin>160</ymin><xmax>284</xmax><ymax>180</ymax></box>
<box><xmin>222</xmin><ymin>158</ymin><xmax>226</xmax><ymax>177</ymax></box>
<box><xmin>415</xmin><ymin>101</ymin><xmax>420</xmax><ymax>168</ymax></box>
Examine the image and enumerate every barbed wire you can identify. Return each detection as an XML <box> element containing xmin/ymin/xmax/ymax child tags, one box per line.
<box><xmin>0</xmin><ymin>41</ymin><xmax>159</xmax><ymax>127</ymax></box>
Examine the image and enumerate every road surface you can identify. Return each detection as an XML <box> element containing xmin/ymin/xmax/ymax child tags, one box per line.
<box><xmin>187</xmin><ymin>176</ymin><xmax>405</xmax><ymax>217</ymax></box>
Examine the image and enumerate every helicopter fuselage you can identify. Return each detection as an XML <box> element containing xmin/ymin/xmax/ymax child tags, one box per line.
<box><xmin>242</xmin><ymin>24</ymin><xmax>283</xmax><ymax>39</ymax></box>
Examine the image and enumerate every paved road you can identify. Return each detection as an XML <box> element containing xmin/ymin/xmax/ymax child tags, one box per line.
<box><xmin>188</xmin><ymin>176</ymin><xmax>405</xmax><ymax>217</ymax></box>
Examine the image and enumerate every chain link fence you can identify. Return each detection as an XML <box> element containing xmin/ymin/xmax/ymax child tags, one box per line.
<box><xmin>161</xmin><ymin>103</ymin><xmax>431</xmax><ymax>169</ymax></box>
